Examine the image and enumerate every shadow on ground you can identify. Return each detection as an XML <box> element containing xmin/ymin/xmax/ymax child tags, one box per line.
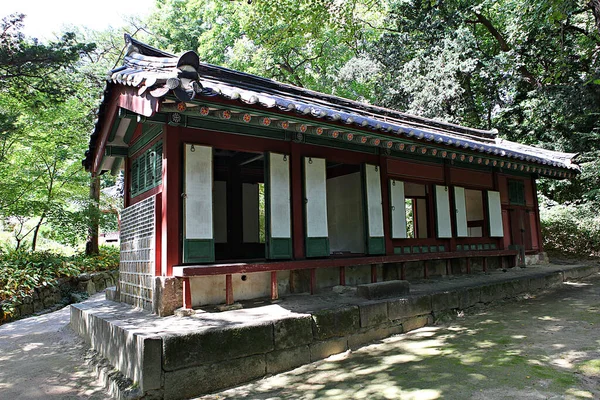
<box><xmin>0</xmin><ymin>294</ymin><xmax>109</xmax><ymax>400</ymax></box>
<box><xmin>198</xmin><ymin>279</ymin><xmax>600</xmax><ymax>400</ymax></box>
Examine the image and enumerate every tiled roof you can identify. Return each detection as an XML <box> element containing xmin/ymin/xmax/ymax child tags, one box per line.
<box><xmin>85</xmin><ymin>34</ymin><xmax>579</xmax><ymax>173</ymax></box>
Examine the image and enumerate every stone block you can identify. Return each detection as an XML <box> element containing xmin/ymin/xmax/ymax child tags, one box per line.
<box><xmin>33</xmin><ymin>300</ymin><xmax>43</xmax><ymax>313</ymax></box>
<box><xmin>347</xmin><ymin>324</ymin><xmax>403</xmax><ymax>350</ymax></box>
<box><xmin>528</xmin><ymin>275</ymin><xmax>545</xmax><ymax>291</ymax></box>
<box><xmin>153</xmin><ymin>276</ymin><xmax>183</xmax><ymax>317</ymax></box>
<box><xmin>544</xmin><ymin>272</ymin><xmax>564</xmax><ymax>287</ymax></box>
<box><xmin>266</xmin><ymin>345</ymin><xmax>310</xmax><ymax>374</ymax></box>
<box><xmin>20</xmin><ymin>303</ymin><xmax>34</xmax><ymax>316</ymax></box>
<box><xmin>311</xmin><ymin>306</ymin><xmax>360</xmax><ymax>340</ymax></box>
<box><xmin>458</xmin><ymin>286</ymin><xmax>481</xmax><ymax>309</ymax></box>
<box><xmin>388</xmin><ymin>294</ymin><xmax>432</xmax><ymax>320</ymax></box>
<box><xmin>359</xmin><ymin>302</ymin><xmax>389</xmax><ymax>328</ymax></box>
<box><xmin>105</xmin><ymin>287</ymin><xmax>118</xmax><ymax>302</ymax></box>
<box><xmin>431</xmin><ymin>291</ymin><xmax>459</xmax><ymax>312</ymax></box>
<box><xmin>563</xmin><ymin>265</ymin><xmax>599</xmax><ymax>280</ymax></box>
<box><xmin>402</xmin><ymin>315</ymin><xmax>433</xmax><ymax>333</ymax></box>
<box><xmin>502</xmin><ymin>279</ymin><xmax>528</xmax><ymax>297</ymax></box>
<box><xmin>273</xmin><ymin>315</ymin><xmax>313</xmax><ymax>350</ymax></box>
<box><xmin>163</xmin><ymin>354</ymin><xmax>266</xmax><ymax>400</ymax></box>
<box><xmin>356</xmin><ymin>280</ymin><xmax>410</xmax><ymax>300</ymax></box>
<box><xmin>310</xmin><ymin>337</ymin><xmax>348</xmax><ymax>362</ymax></box>
<box><xmin>43</xmin><ymin>296</ymin><xmax>55</xmax><ymax>308</ymax></box>
<box><xmin>162</xmin><ymin>322</ymin><xmax>274</xmax><ymax>371</ymax></box>
<box><xmin>480</xmin><ymin>283</ymin><xmax>505</xmax><ymax>303</ymax></box>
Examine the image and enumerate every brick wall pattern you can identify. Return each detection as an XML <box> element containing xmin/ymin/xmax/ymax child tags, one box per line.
<box><xmin>119</xmin><ymin>196</ymin><xmax>155</xmax><ymax>310</ymax></box>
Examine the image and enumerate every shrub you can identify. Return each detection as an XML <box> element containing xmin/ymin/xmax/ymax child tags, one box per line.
<box><xmin>539</xmin><ymin>199</ymin><xmax>600</xmax><ymax>258</ymax></box>
<box><xmin>0</xmin><ymin>245</ymin><xmax>119</xmax><ymax>321</ymax></box>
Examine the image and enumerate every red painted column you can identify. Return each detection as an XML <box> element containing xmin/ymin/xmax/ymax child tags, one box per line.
<box><xmin>339</xmin><ymin>266</ymin><xmax>346</xmax><ymax>286</ymax></box>
<box><xmin>155</xmin><ymin>193</ymin><xmax>162</xmax><ymax>276</ymax></box>
<box><xmin>226</xmin><ymin>274</ymin><xmax>233</xmax><ymax>305</ymax></box>
<box><xmin>444</xmin><ymin>161</ymin><xmax>456</xmax><ymax>251</ymax></box>
<box><xmin>371</xmin><ymin>264</ymin><xmax>378</xmax><ymax>283</ymax></box>
<box><xmin>531</xmin><ymin>178</ymin><xmax>544</xmax><ymax>252</ymax></box>
<box><xmin>380</xmin><ymin>155</ymin><xmax>393</xmax><ymax>255</ymax></box>
<box><xmin>183</xmin><ymin>278</ymin><xmax>192</xmax><ymax>309</ymax></box>
<box><xmin>270</xmin><ymin>271</ymin><xmax>278</xmax><ymax>300</ymax></box>
<box><xmin>290</xmin><ymin>142</ymin><xmax>305</xmax><ymax>259</ymax></box>
<box><xmin>162</xmin><ymin>124</ymin><xmax>182</xmax><ymax>277</ymax></box>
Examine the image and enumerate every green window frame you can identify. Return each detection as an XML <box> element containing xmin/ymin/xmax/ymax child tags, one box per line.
<box><xmin>508</xmin><ymin>179</ymin><xmax>525</xmax><ymax>205</ymax></box>
<box><xmin>130</xmin><ymin>140</ymin><xmax>163</xmax><ymax>198</ymax></box>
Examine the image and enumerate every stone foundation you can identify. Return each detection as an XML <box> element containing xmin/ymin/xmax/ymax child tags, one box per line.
<box><xmin>71</xmin><ymin>264</ymin><xmax>599</xmax><ymax>400</ymax></box>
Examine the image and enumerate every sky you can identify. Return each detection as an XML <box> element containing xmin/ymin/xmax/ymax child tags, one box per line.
<box><xmin>1</xmin><ymin>0</ymin><xmax>156</xmax><ymax>40</ymax></box>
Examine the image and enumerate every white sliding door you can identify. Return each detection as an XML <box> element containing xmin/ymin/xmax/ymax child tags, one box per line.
<box><xmin>390</xmin><ymin>179</ymin><xmax>407</xmax><ymax>239</ymax></box>
<box><xmin>183</xmin><ymin>144</ymin><xmax>214</xmax><ymax>262</ymax></box>
<box><xmin>454</xmin><ymin>186</ymin><xmax>468</xmax><ymax>237</ymax></box>
<box><xmin>266</xmin><ymin>152</ymin><xmax>292</xmax><ymax>259</ymax></box>
<box><xmin>487</xmin><ymin>190</ymin><xmax>504</xmax><ymax>237</ymax></box>
<box><xmin>435</xmin><ymin>185</ymin><xmax>453</xmax><ymax>238</ymax></box>
<box><xmin>304</xmin><ymin>157</ymin><xmax>329</xmax><ymax>257</ymax></box>
<box><xmin>364</xmin><ymin>164</ymin><xmax>385</xmax><ymax>254</ymax></box>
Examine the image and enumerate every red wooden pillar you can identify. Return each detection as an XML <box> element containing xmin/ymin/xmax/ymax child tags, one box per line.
<box><xmin>270</xmin><ymin>271</ymin><xmax>278</xmax><ymax>300</ymax></box>
<box><xmin>444</xmin><ymin>161</ymin><xmax>456</xmax><ymax>251</ymax></box>
<box><xmin>183</xmin><ymin>278</ymin><xmax>192</xmax><ymax>309</ymax></box>
<box><xmin>339</xmin><ymin>266</ymin><xmax>346</xmax><ymax>286</ymax></box>
<box><xmin>531</xmin><ymin>178</ymin><xmax>544</xmax><ymax>252</ymax></box>
<box><xmin>162</xmin><ymin>124</ymin><xmax>182</xmax><ymax>277</ymax></box>
<box><xmin>290</xmin><ymin>142</ymin><xmax>305</xmax><ymax>259</ymax></box>
<box><xmin>423</xmin><ymin>260</ymin><xmax>429</xmax><ymax>279</ymax></box>
<box><xmin>371</xmin><ymin>264</ymin><xmax>378</xmax><ymax>283</ymax></box>
<box><xmin>380</xmin><ymin>156</ymin><xmax>393</xmax><ymax>255</ymax></box>
<box><xmin>225</xmin><ymin>274</ymin><xmax>233</xmax><ymax>305</ymax></box>
<box><xmin>482</xmin><ymin>257</ymin><xmax>488</xmax><ymax>272</ymax></box>
<box><xmin>466</xmin><ymin>258</ymin><xmax>471</xmax><ymax>274</ymax></box>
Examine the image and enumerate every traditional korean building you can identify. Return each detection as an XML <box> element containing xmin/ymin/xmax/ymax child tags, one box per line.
<box><xmin>84</xmin><ymin>35</ymin><xmax>579</xmax><ymax>314</ymax></box>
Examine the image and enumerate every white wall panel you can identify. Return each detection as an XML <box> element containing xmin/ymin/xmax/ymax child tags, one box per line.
<box><xmin>365</xmin><ymin>164</ymin><xmax>384</xmax><ymax>237</ymax></box>
<box><xmin>242</xmin><ymin>183</ymin><xmax>260</xmax><ymax>243</ymax></box>
<box><xmin>304</xmin><ymin>157</ymin><xmax>328</xmax><ymax>237</ymax></box>
<box><xmin>213</xmin><ymin>181</ymin><xmax>227</xmax><ymax>243</ymax></box>
<box><xmin>488</xmin><ymin>191</ymin><xmax>504</xmax><ymax>237</ymax></box>
<box><xmin>268</xmin><ymin>153</ymin><xmax>291</xmax><ymax>238</ymax></box>
<box><xmin>454</xmin><ymin>186</ymin><xmax>468</xmax><ymax>237</ymax></box>
<box><xmin>390</xmin><ymin>180</ymin><xmax>407</xmax><ymax>239</ymax></box>
<box><xmin>184</xmin><ymin>144</ymin><xmax>213</xmax><ymax>239</ymax></box>
<box><xmin>435</xmin><ymin>185</ymin><xmax>452</xmax><ymax>238</ymax></box>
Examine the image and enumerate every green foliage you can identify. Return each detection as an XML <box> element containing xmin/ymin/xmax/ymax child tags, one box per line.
<box><xmin>539</xmin><ymin>199</ymin><xmax>600</xmax><ymax>257</ymax></box>
<box><xmin>0</xmin><ymin>246</ymin><xmax>119</xmax><ymax>320</ymax></box>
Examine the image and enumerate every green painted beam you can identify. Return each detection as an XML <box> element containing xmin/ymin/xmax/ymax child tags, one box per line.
<box><xmin>104</xmin><ymin>146</ymin><xmax>129</xmax><ymax>157</ymax></box>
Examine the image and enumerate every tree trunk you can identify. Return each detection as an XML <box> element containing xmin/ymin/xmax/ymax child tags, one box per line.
<box><xmin>86</xmin><ymin>175</ymin><xmax>101</xmax><ymax>255</ymax></box>
<box><xmin>31</xmin><ymin>214</ymin><xmax>45</xmax><ymax>251</ymax></box>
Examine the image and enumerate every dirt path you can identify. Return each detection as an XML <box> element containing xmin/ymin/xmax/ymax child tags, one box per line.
<box><xmin>198</xmin><ymin>277</ymin><xmax>600</xmax><ymax>400</ymax></box>
<box><xmin>0</xmin><ymin>293</ymin><xmax>109</xmax><ymax>400</ymax></box>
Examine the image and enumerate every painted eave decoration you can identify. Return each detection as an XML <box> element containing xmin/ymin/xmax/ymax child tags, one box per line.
<box><xmin>84</xmin><ymin>33</ymin><xmax>580</xmax><ymax>179</ymax></box>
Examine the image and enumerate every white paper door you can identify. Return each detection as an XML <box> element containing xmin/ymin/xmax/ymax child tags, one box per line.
<box><xmin>183</xmin><ymin>144</ymin><xmax>214</xmax><ymax>262</ymax></box>
<box><xmin>364</xmin><ymin>164</ymin><xmax>385</xmax><ymax>254</ymax></box>
<box><xmin>454</xmin><ymin>186</ymin><xmax>468</xmax><ymax>237</ymax></box>
<box><xmin>304</xmin><ymin>157</ymin><xmax>329</xmax><ymax>257</ymax></box>
<box><xmin>390</xmin><ymin>179</ymin><xmax>407</xmax><ymax>239</ymax></box>
<box><xmin>435</xmin><ymin>185</ymin><xmax>453</xmax><ymax>238</ymax></box>
<box><xmin>487</xmin><ymin>190</ymin><xmax>504</xmax><ymax>237</ymax></box>
<box><xmin>266</xmin><ymin>152</ymin><xmax>292</xmax><ymax>259</ymax></box>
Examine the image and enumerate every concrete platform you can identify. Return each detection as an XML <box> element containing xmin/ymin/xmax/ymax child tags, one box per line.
<box><xmin>70</xmin><ymin>263</ymin><xmax>599</xmax><ymax>400</ymax></box>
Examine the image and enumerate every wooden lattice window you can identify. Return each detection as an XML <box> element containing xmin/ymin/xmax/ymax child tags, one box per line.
<box><xmin>130</xmin><ymin>140</ymin><xmax>163</xmax><ymax>198</ymax></box>
<box><xmin>508</xmin><ymin>179</ymin><xmax>525</xmax><ymax>205</ymax></box>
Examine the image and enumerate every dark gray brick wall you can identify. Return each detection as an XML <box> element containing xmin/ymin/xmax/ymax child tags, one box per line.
<box><xmin>120</xmin><ymin>196</ymin><xmax>156</xmax><ymax>310</ymax></box>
